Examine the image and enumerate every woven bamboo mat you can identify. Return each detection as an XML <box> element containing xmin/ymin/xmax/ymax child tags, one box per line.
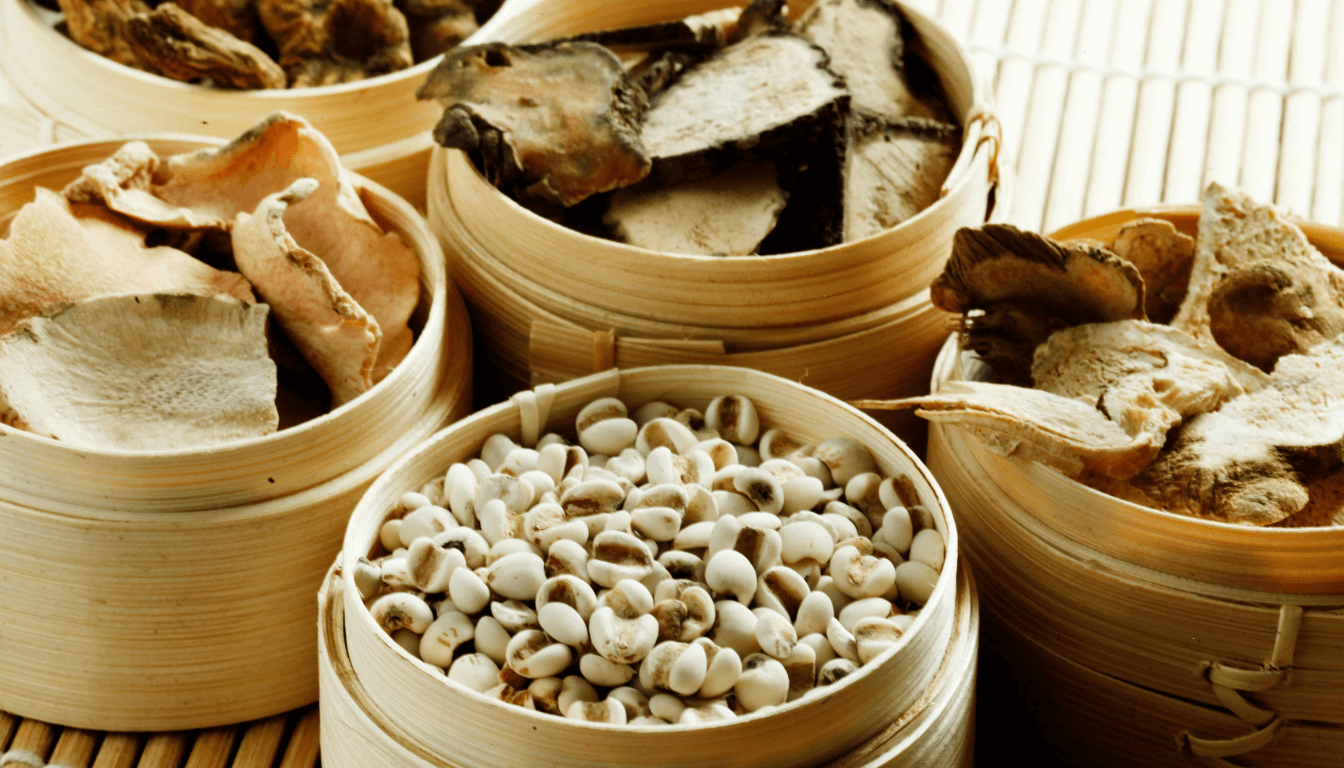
<box><xmin>0</xmin><ymin>0</ymin><xmax>1339</xmax><ymax>766</ymax></box>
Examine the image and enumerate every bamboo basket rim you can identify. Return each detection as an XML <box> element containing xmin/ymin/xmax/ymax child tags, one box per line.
<box><xmin>339</xmin><ymin>365</ymin><xmax>960</xmax><ymax>741</ymax></box>
<box><xmin>0</xmin><ymin>133</ymin><xmax>448</xmax><ymax>460</ymax></box>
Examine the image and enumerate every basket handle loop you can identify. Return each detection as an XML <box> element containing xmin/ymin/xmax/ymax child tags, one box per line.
<box><xmin>941</xmin><ymin>104</ymin><xmax>1001</xmax><ymax>201</ymax></box>
<box><xmin>0</xmin><ymin>750</ymin><xmax>45</xmax><ymax>768</ymax></box>
<box><xmin>1178</xmin><ymin>717</ymin><xmax>1282</xmax><ymax>760</ymax></box>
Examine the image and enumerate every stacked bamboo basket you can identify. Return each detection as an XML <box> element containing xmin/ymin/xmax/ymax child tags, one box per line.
<box><xmin>0</xmin><ymin>0</ymin><xmax>534</xmax><ymax>209</ymax></box>
<box><xmin>319</xmin><ymin>366</ymin><xmax>980</xmax><ymax>768</ymax></box>
<box><xmin>427</xmin><ymin>0</ymin><xmax>1004</xmax><ymax>446</ymax></box>
<box><xmin>0</xmin><ymin>137</ymin><xmax>474</xmax><ymax>732</ymax></box>
<box><xmin>924</xmin><ymin>209</ymin><xmax>1344</xmax><ymax>767</ymax></box>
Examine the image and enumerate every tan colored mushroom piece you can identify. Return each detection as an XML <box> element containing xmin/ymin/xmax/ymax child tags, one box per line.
<box><xmin>125</xmin><ymin>3</ymin><xmax>286</xmax><ymax>90</ymax></box>
<box><xmin>257</xmin><ymin>0</ymin><xmax>414</xmax><ymax>86</ymax></box>
<box><xmin>1109</xmin><ymin>217</ymin><xmax>1195</xmax><ymax>324</ymax></box>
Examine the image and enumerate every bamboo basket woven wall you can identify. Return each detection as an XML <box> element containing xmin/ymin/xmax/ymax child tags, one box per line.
<box><xmin>921</xmin><ymin>209</ymin><xmax>1344</xmax><ymax>767</ymax></box>
<box><xmin>0</xmin><ymin>0</ymin><xmax>531</xmax><ymax>208</ymax></box>
<box><xmin>0</xmin><ymin>137</ymin><xmax>474</xmax><ymax>732</ymax></box>
<box><xmin>325</xmin><ymin>366</ymin><xmax>973</xmax><ymax>768</ymax></box>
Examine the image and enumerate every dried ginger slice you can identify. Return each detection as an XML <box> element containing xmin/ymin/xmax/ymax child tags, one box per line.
<box><xmin>0</xmin><ymin>292</ymin><xmax>277</xmax><ymax>451</ymax></box>
<box><xmin>232</xmin><ymin>180</ymin><xmax>380</xmax><ymax>406</ymax></box>
<box><xmin>1134</xmin><ymin>340</ymin><xmax>1344</xmax><ymax>526</ymax></box>
<box><xmin>0</xmin><ymin>188</ymin><xmax>253</xmax><ymax>336</ymax></box>
<box><xmin>125</xmin><ymin>2</ymin><xmax>286</xmax><ymax>90</ymax></box>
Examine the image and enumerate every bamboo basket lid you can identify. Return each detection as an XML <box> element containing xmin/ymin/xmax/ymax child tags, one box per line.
<box><xmin>0</xmin><ymin>0</ymin><xmax>532</xmax><ymax>208</ymax></box>
<box><xmin>439</xmin><ymin>0</ymin><xmax>1000</xmax><ymax>330</ymax></box>
<box><xmin>336</xmin><ymin>366</ymin><xmax>962</xmax><ymax>768</ymax></box>
<box><xmin>319</xmin><ymin>560</ymin><xmax>979</xmax><ymax>768</ymax></box>
<box><xmin>0</xmin><ymin>136</ymin><xmax>474</xmax><ymax>731</ymax></box>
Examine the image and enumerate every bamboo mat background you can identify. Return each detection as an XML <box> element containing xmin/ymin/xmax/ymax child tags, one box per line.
<box><xmin>0</xmin><ymin>0</ymin><xmax>1341</xmax><ymax>765</ymax></box>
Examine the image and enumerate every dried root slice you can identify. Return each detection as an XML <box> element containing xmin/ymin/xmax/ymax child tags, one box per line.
<box><xmin>257</xmin><ymin>0</ymin><xmax>413</xmax><ymax>86</ymax></box>
<box><xmin>882</xmin><ymin>380</ymin><xmax>1163</xmax><ymax>479</ymax></box>
<box><xmin>125</xmin><ymin>3</ymin><xmax>286</xmax><ymax>90</ymax></box>
<box><xmin>1110</xmin><ymin>218</ymin><xmax>1194</xmax><ymax>325</ymax></box>
<box><xmin>1134</xmin><ymin>340</ymin><xmax>1344</xmax><ymax>525</ymax></box>
<box><xmin>554</xmin><ymin>7</ymin><xmax>741</xmax><ymax>54</ymax></box>
<box><xmin>842</xmin><ymin>115</ymin><xmax>959</xmax><ymax>242</ymax></box>
<box><xmin>418</xmin><ymin>41</ymin><xmax>651</xmax><ymax>208</ymax></box>
<box><xmin>602</xmin><ymin>161</ymin><xmax>787</xmax><ymax>256</ymax></box>
<box><xmin>56</xmin><ymin>0</ymin><xmax>154</xmax><ymax>69</ymax></box>
<box><xmin>175</xmin><ymin>0</ymin><xmax>263</xmax><ymax>44</ymax></box>
<box><xmin>1207</xmin><ymin>261</ymin><xmax>1344</xmax><ymax>372</ymax></box>
<box><xmin>232</xmin><ymin>180</ymin><xmax>381</xmax><ymax>406</ymax></box>
<box><xmin>0</xmin><ymin>188</ymin><xmax>253</xmax><ymax>336</ymax></box>
<box><xmin>0</xmin><ymin>292</ymin><xmax>277</xmax><ymax>450</ymax></box>
<box><xmin>397</xmin><ymin>0</ymin><xmax>478</xmax><ymax>62</ymax></box>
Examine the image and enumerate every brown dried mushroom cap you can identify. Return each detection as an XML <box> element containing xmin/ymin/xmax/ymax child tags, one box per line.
<box><xmin>56</xmin><ymin>0</ymin><xmax>154</xmax><ymax>70</ymax></box>
<box><xmin>0</xmin><ymin>292</ymin><xmax>277</xmax><ymax>450</ymax></box>
<box><xmin>1207</xmin><ymin>261</ymin><xmax>1344</xmax><ymax>372</ymax></box>
<box><xmin>1110</xmin><ymin>218</ymin><xmax>1194</xmax><ymax>325</ymax></box>
<box><xmin>0</xmin><ymin>188</ymin><xmax>253</xmax><ymax>336</ymax></box>
<box><xmin>257</xmin><ymin>0</ymin><xmax>414</xmax><ymax>87</ymax></box>
<box><xmin>418</xmin><ymin>41</ymin><xmax>651</xmax><ymax>208</ymax></box>
<box><xmin>125</xmin><ymin>3</ymin><xmax>286</xmax><ymax>90</ymax></box>
<box><xmin>231</xmin><ymin>179</ymin><xmax>381</xmax><ymax>406</ymax></box>
<box><xmin>175</xmin><ymin>0</ymin><xmax>263</xmax><ymax>44</ymax></box>
<box><xmin>399</xmin><ymin>0</ymin><xmax>479</xmax><ymax>62</ymax></box>
<box><xmin>1133</xmin><ymin>340</ymin><xmax>1344</xmax><ymax>526</ymax></box>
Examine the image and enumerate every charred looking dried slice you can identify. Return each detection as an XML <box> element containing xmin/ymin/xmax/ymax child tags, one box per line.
<box><xmin>842</xmin><ymin>113</ymin><xmax>959</xmax><ymax>242</ymax></box>
<box><xmin>550</xmin><ymin>7</ymin><xmax>742</xmax><ymax>54</ymax></box>
<box><xmin>1110</xmin><ymin>218</ymin><xmax>1194</xmax><ymax>325</ymax></box>
<box><xmin>257</xmin><ymin>0</ymin><xmax>413</xmax><ymax>87</ymax></box>
<box><xmin>418</xmin><ymin>41</ymin><xmax>651</xmax><ymax>209</ymax></box>
<box><xmin>56</xmin><ymin>0</ymin><xmax>155</xmax><ymax>69</ymax></box>
<box><xmin>1207</xmin><ymin>261</ymin><xmax>1344</xmax><ymax>372</ymax></box>
<box><xmin>126</xmin><ymin>3</ymin><xmax>287</xmax><ymax>90</ymax></box>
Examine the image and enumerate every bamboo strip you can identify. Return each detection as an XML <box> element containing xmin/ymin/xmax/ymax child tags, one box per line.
<box><xmin>1121</xmin><ymin>0</ymin><xmax>1186</xmax><ymax>206</ymax></box>
<box><xmin>1161</xmin><ymin>0</ymin><xmax>1222</xmax><ymax>203</ymax></box>
<box><xmin>1040</xmin><ymin>0</ymin><xmax>1115</xmax><ymax>231</ymax></box>
<box><xmin>1238</xmin><ymin>0</ymin><xmax>1291</xmax><ymax>201</ymax></box>
<box><xmin>90</xmin><ymin>735</ymin><xmax>139</xmax><ymax>768</ymax></box>
<box><xmin>276</xmin><ymin>709</ymin><xmax>320</xmax><ymax>768</ymax></box>
<box><xmin>230</xmin><ymin>717</ymin><xmax>286</xmax><ymax>768</ymax></box>
<box><xmin>47</xmin><ymin>729</ymin><xmax>98</xmax><ymax>768</ymax></box>
<box><xmin>0</xmin><ymin>720</ymin><xmax>54</xmax><ymax>768</ymax></box>
<box><xmin>0</xmin><ymin>714</ymin><xmax>15</xmax><ymax>752</ymax></box>
<box><xmin>182</xmin><ymin>729</ymin><xmax>235</xmax><ymax>768</ymax></box>
<box><xmin>992</xmin><ymin>0</ymin><xmax>1046</xmax><ymax>174</ymax></box>
<box><xmin>135</xmin><ymin>735</ymin><xmax>187</xmax><ymax>768</ymax></box>
<box><xmin>1311</xmin><ymin>1</ymin><xmax>1344</xmax><ymax>226</ymax></box>
<box><xmin>1082</xmin><ymin>0</ymin><xmax>1152</xmax><ymax>215</ymax></box>
<box><xmin>1275</xmin><ymin>0</ymin><xmax>1329</xmax><ymax>216</ymax></box>
<box><xmin>1203</xmin><ymin>0</ymin><xmax>1257</xmax><ymax>190</ymax></box>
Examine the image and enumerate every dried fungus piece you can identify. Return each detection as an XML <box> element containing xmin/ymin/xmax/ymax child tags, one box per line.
<box><xmin>556</xmin><ymin>7</ymin><xmax>741</xmax><ymax>54</ymax></box>
<box><xmin>0</xmin><ymin>188</ymin><xmax>253</xmax><ymax>336</ymax></box>
<box><xmin>125</xmin><ymin>3</ymin><xmax>286</xmax><ymax>90</ymax></box>
<box><xmin>1110</xmin><ymin>218</ymin><xmax>1194</xmax><ymax>325</ymax></box>
<box><xmin>842</xmin><ymin>114</ymin><xmax>959</xmax><ymax>242</ymax></box>
<box><xmin>602</xmin><ymin>161</ymin><xmax>787</xmax><ymax>256</ymax></box>
<box><xmin>396</xmin><ymin>0</ymin><xmax>478</xmax><ymax>62</ymax></box>
<box><xmin>257</xmin><ymin>0</ymin><xmax>413</xmax><ymax>86</ymax></box>
<box><xmin>1133</xmin><ymin>340</ymin><xmax>1344</xmax><ymax>526</ymax></box>
<box><xmin>0</xmin><ymin>292</ymin><xmax>277</xmax><ymax>450</ymax></box>
<box><xmin>418</xmin><ymin>41</ymin><xmax>651</xmax><ymax>208</ymax></box>
<box><xmin>1206</xmin><ymin>261</ymin><xmax>1344</xmax><ymax>372</ymax></box>
<box><xmin>175</xmin><ymin>0</ymin><xmax>263</xmax><ymax>44</ymax></box>
<box><xmin>232</xmin><ymin>179</ymin><xmax>381</xmax><ymax>406</ymax></box>
<box><xmin>56</xmin><ymin>0</ymin><xmax>154</xmax><ymax>69</ymax></box>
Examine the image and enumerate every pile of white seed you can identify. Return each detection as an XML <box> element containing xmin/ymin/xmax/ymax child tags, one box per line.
<box><xmin>357</xmin><ymin>394</ymin><xmax>946</xmax><ymax>725</ymax></box>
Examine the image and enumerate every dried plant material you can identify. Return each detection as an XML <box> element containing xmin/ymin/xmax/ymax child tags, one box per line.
<box><xmin>0</xmin><ymin>188</ymin><xmax>253</xmax><ymax>336</ymax></box>
<box><xmin>795</xmin><ymin>0</ymin><xmax>937</xmax><ymax>121</ymax></box>
<box><xmin>1206</xmin><ymin>261</ymin><xmax>1344</xmax><ymax>372</ymax></box>
<box><xmin>1133</xmin><ymin>340</ymin><xmax>1344</xmax><ymax>526</ymax></box>
<box><xmin>397</xmin><ymin>0</ymin><xmax>477</xmax><ymax>62</ymax></box>
<box><xmin>174</xmin><ymin>0</ymin><xmax>262</xmax><ymax>45</ymax></box>
<box><xmin>603</xmin><ymin>161</ymin><xmax>787</xmax><ymax>256</ymax></box>
<box><xmin>257</xmin><ymin>0</ymin><xmax>413</xmax><ymax>86</ymax></box>
<box><xmin>1110</xmin><ymin>218</ymin><xmax>1194</xmax><ymax>325</ymax></box>
<box><xmin>418</xmin><ymin>42</ymin><xmax>652</xmax><ymax>208</ymax></box>
<box><xmin>627</xmin><ymin>49</ymin><xmax>703</xmax><ymax>100</ymax></box>
<box><xmin>556</xmin><ymin>7</ymin><xmax>741</xmax><ymax>54</ymax></box>
<box><xmin>843</xmin><ymin>115</ymin><xmax>959</xmax><ymax>242</ymax></box>
<box><xmin>1172</xmin><ymin>182</ymin><xmax>1344</xmax><ymax>348</ymax></box>
<box><xmin>56</xmin><ymin>0</ymin><xmax>154</xmax><ymax>69</ymax></box>
<box><xmin>0</xmin><ymin>292</ymin><xmax>277</xmax><ymax>450</ymax></box>
<box><xmin>883</xmin><ymin>380</ymin><xmax>1162</xmax><ymax>479</ymax></box>
<box><xmin>126</xmin><ymin>3</ymin><xmax>287</xmax><ymax>90</ymax></box>
<box><xmin>1274</xmin><ymin>471</ymin><xmax>1344</xmax><ymax>528</ymax></box>
<box><xmin>232</xmin><ymin>179</ymin><xmax>381</xmax><ymax>406</ymax></box>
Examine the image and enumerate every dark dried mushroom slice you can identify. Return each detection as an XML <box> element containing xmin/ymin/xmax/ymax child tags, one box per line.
<box><xmin>1110</xmin><ymin>217</ymin><xmax>1194</xmax><ymax>325</ymax></box>
<box><xmin>552</xmin><ymin>7</ymin><xmax>742</xmax><ymax>54</ymax></box>
<box><xmin>395</xmin><ymin>0</ymin><xmax>479</xmax><ymax>62</ymax></box>
<box><xmin>842</xmin><ymin>114</ymin><xmax>959</xmax><ymax>242</ymax></box>
<box><xmin>257</xmin><ymin>0</ymin><xmax>414</xmax><ymax>87</ymax></box>
<box><xmin>126</xmin><ymin>3</ymin><xmax>287</xmax><ymax>90</ymax></box>
<box><xmin>1207</xmin><ymin>261</ymin><xmax>1344</xmax><ymax>372</ymax></box>
<box><xmin>174</xmin><ymin>0</ymin><xmax>263</xmax><ymax>45</ymax></box>
<box><xmin>418</xmin><ymin>41</ymin><xmax>651</xmax><ymax>208</ymax></box>
<box><xmin>56</xmin><ymin>0</ymin><xmax>155</xmax><ymax>69</ymax></box>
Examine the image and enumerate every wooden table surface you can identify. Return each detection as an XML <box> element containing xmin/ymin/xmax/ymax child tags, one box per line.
<box><xmin>1</xmin><ymin>0</ymin><xmax>1340</xmax><ymax>766</ymax></box>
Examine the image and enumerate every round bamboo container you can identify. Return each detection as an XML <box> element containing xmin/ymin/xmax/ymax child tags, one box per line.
<box><xmin>0</xmin><ymin>0</ymin><xmax>529</xmax><ymax>209</ymax></box>
<box><xmin>428</xmin><ymin>0</ymin><xmax>1002</xmax><ymax>441</ymax></box>
<box><xmin>0</xmin><ymin>137</ymin><xmax>474</xmax><ymax>731</ymax></box>
<box><xmin>330</xmin><ymin>366</ymin><xmax>972</xmax><ymax>768</ymax></box>
<box><xmin>923</xmin><ymin>208</ymin><xmax>1344</xmax><ymax>767</ymax></box>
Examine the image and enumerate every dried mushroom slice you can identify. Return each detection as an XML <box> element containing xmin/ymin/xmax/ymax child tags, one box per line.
<box><xmin>1206</xmin><ymin>261</ymin><xmax>1344</xmax><ymax>372</ymax></box>
<box><xmin>842</xmin><ymin>115</ymin><xmax>959</xmax><ymax>242</ymax></box>
<box><xmin>602</xmin><ymin>161</ymin><xmax>787</xmax><ymax>256</ymax></box>
<box><xmin>232</xmin><ymin>179</ymin><xmax>381</xmax><ymax>407</ymax></box>
<box><xmin>418</xmin><ymin>41</ymin><xmax>651</xmax><ymax>208</ymax></box>
<box><xmin>175</xmin><ymin>0</ymin><xmax>263</xmax><ymax>44</ymax></box>
<box><xmin>257</xmin><ymin>0</ymin><xmax>413</xmax><ymax>86</ymax></box>
<box><xmin>125</xmin><ymin>3</ymin><xmax>286</xmax><ymax>90</ymax></box>
<box><xmin>0</xmin><ymin>292</ymin><xmax>277</xmax><ymax>451</ymax></box>
<box><xmin>0</xmin><ymin>188</ymin><xmax>253</xmax><ymax>336</ymax></box>
<box><xmin>56</xmin><ymin>0</ymin><xmax>154</xmax><ymax>69</ymax></box>
<box><xmin>1133</xmin><ymin>340</ymin><xmax>1344</xmax><ymax>526</ymax></box>
<box><xmin>396</xmin><ymin>0</ymin><xmax>478</xmax><ymax>62</ymax></box>
<box><xmin>554</xmin><ymin>7</ymin><xmax>741</xmax><ymax>54</ymax></box>
<box><xmin>1110</xmin><ymin>218</ymin><xmax>1194</xmax><ymax>325</ymax></box>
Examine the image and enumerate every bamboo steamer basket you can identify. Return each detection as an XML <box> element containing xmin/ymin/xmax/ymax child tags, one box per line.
<box><xmin>923</xmin><ymin>207</ymin><xmax>1344</xmax><ymax>767</ymax></box>
<box><xmin>0</xmin><ymin>0</ymin><xmax>530</xmax><ymax>209</ymax></box>
<box><xmin>328</xmin><ymin>365</ymin><xmax>972</xmax><ymax>768</ymax></box>
<box><xmin>0</xmin><ymin>136</ymin><xmax>473</xmax><ymax>731</ymax></box>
